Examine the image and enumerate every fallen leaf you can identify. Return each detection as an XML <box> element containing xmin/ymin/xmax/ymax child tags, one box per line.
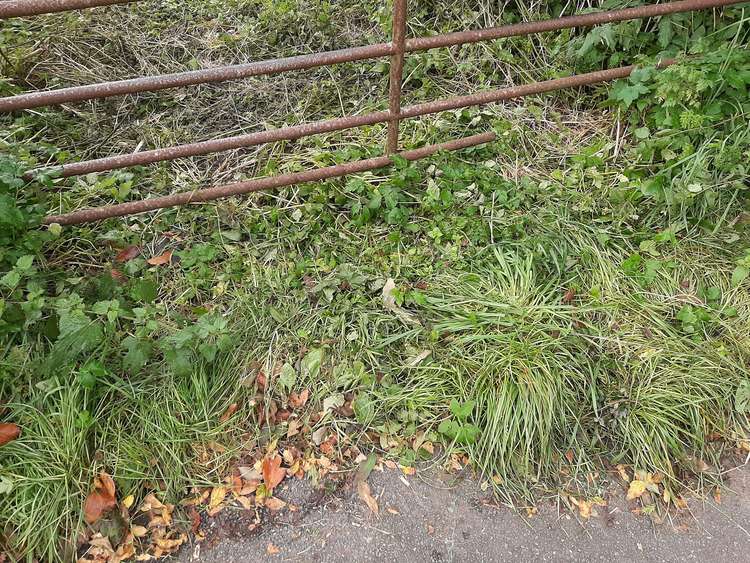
<box><xmin>262</xmin><ymin>455</ymin><xmax>286</xmax><ymax>492</ymax></box>
<box><xmin>357</xmin><ymin>480</ymin><xmax>379</xmax><ymax>515</ymax></box>
<box><xmin>265</xmin><ymin>497</ymin><xmax>287</xmax><ymax>512</ymax></box>
<box><xmin>84</xmin><ymin>473</ymin><xmax>117</xmax><ymax>524</ymax></box>
<box><xmin>116</xmin><ymin>246</ymin><xmax>141</xmax><ymax>263</ymax></box>
<box><xmin>615</xmin><ymin>464</ymin><xmax>630</xmax><ymax>482</ymax></box>
<box><xmin>286</xmin><ymin>419</ymin><xmax>301</xmax><ymax>438</ymax></box>
<box><xmin>208</xmin><ymin>486</ymin><xmax>227</xmax><ymax>510</ymax></box>
<box><xmin>386</xmin><ymin>507</ymin><xmax>399</xmax><ymax>515</ymax></box>
<box><xmin>0</xmin><ymin>423</ymin><xmax>20</xmax><ymax>447</ymax></box>
<box><xmin>570</xmin><ymin>496</ymin><xmax>593</xmax><ymax>519</ymax></box>
<box><xmin>146</xmin><ymin>250</ymin><xmax>173</xmax><ymax>266</ymax></box>
<box><xmin>267</xmin><ymin>543</ymin><xmax>280</xmax><ymax>555</ymax></box>
<box><xmin>122</xmin><ymin>495</ymin><xmax>135</xmax><ymax>510</ymax></box>
<box><xmin>131</xmin><ymin>525</ymin><xmax>148</xmax><ymax>538</ymax></box>
<box><xmin>289</xmin><ymin>389</ymin><xmax>309</xmax><ymax>409</ymax></box>
<box><xmin>713</xmin><ymin>487</ymin><xmax>722</xmax><ymax>504</ymax></box>
<box><xmin>219</xmin><ymin>403</ymin><xmax>238</xmax><ymax>423</ymax></box>
<box><xmin>562</xmin><ymin>288</ymin><xmax>576</xmax><ymax>304</ymax></box>
<box><xmin>626</xmin><ymin>479</ymin><xmax>647</xmax><ymax>501</ymax></box>
<box><xmin>238</xmin><ymin>466</ymin><xmax>262</xmax><ymax>482</ymax></box>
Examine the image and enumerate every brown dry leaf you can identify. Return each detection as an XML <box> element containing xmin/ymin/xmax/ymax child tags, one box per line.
<box><xmin>262</xmin><ymin>455</ymin><xmax>286</xmax><ymax>492</ymax></box>
<box><xmin>713</xmin><ymin>487</ymin><xmax>722</xmax><ymax>504</ymax></box>
<box><xmin>267</xmin><ymin>543</ymin><xmax>281</xmax><ymax>555</ymax></box>
<box><xmin>131</xmin><ymin>525</ymin><xmax>148</xmax><ymax>538</ymax></box>
<box><xmin>146</xmin><ymin>250</ymin><xmax>173</xmax><ymax>266</ymax></box>
<box><xmin>219</xmin><ymin>403</ymin><xmax>238</xmax><ymax>423</ymax></box>
<box><xmin>265</xmin><ymin>497</ymin><xmax>287</xmax><ymax>512</ymax></box>
<box><xmin>83</xmin><ymin>473</ymin><xmax>117</xmax><ymax>525</ymax></box>
<box><xmin>386</xmin><ymin>507</ymin><xmax>400</xmax><ymax>515</ymax></box>
<box><xmin>289</xmin><ymin>389</ymin><xmax>310</xmax><ymax>409</ymax></box>
<box><xmin>565</xmin><ymin>450</ymin><xmax>575</xmax><ymax>463</ymax></box>
<box><xmin>0</xmin><ymin>423</ymin><xmax>20</xmax><ymax>447</ymax></box>
<box><xmin>116</xmin><ymin>246</ymin><xmax>141</xmax><ymax>263</ymax></box>
<box><xmin>208</xmin><ymin>486</ymin><xmax>228</xmax><ymax>510</ymax></box>
<box><xmin>615</xmin><ymin>464</ymin><xmax>630</xmax><ymax>482</ymax></box>
<box><xmin>357</xmin><ymin>480</ymin><xmax>379</xmax><ymax>515</ymax></box>
<box><xmin>287</xmin><ymin>419</ymin><xmax>301</xmax><ymax>439</ymax></box>
<box><xmin>562</xmin><ymin>288</ymin><xmax>576</xmax><ymax>304</ymax></box>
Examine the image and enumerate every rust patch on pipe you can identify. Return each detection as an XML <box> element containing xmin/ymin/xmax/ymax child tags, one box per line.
<box><xmin>0</xmin><ymin>0</ymin><xmax>135</xmax><ymax>19</ymax></box>
<box><xmin>43</xmin><ymin>132</ymin><xmax>496</xmax><ymax>225</ymax></box>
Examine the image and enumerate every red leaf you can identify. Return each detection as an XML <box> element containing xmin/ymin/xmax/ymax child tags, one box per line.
<box><xmin>115</xmin><ymin>246</ymin><xmax>141</xmax><ymax>263</ymax></box>
<box><xmin>289</xmin><ymin>389</ymin><xmax>309</xmax><ymax>409</ymax></box>
<box><xmin>0</xmin><ymin>423</ymin><xmax>20</xmax><ymax>447</ymax></box>
<box><xmin>562</xmin><ymin>288</ymin><xmax>576</xmax><ymax>304</ymax></box>
<box><xmin>83</xmin><ymin>473</ymin><xmax>117</xmax><ymax>524</ymax></box>
<box><xmin>261</xmin><ymin>455</ymin><xmax>286</xmax><ymax>492</ymax></box>
<box><xmin>146</xmin><ymin>250</ymin><xmax>173</xmax><ymax>266</ymax></box>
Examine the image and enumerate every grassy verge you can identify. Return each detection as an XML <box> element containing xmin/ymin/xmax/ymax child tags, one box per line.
<box><xmin>1</xmin><ymin>0</ymin><xmax>749</xmax><ymax>560</ymax></box>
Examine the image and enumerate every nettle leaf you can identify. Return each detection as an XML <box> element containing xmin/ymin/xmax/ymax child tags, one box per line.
<box><xmin>354</xmin><ymin>393</ymin><xmax>375</xmax><ymax>424</ymax></box>
<box><xmin>449</xmin><ymin>399</ymin><xmax>474</xmax><ymax>421</ymax></box>
<box><xmin>122</xmin><ymin>336</ymin><xmax>151</xmax><ymax>371</ymax></box>
<box><xmin>611</xmin><ymin>81</ymin><xmax>651</xmax><ymax>107</ymax></box>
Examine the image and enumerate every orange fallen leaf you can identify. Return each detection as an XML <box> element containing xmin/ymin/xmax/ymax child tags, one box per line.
<box><xmin>115</xmin><ymin>246</ymin><xmax>141</xmax><ymax>263</ymax></box>
<box><xmin>235</xmin><ymin>496</ymin><xmax>254</xmax><ymax>510</ymax></box>
<box><xmin>262</xmin><ymin>455</ymin><xmax>286</xmax><ymax>492</ymax></box>
<box><xmin>265</xmin><ymin>497</ymin><xmax>287</xmax><ymax>512</ymax></box>
<box><xmin>147</xmin><ymin>250</ymin><xmax>173</xmax><ymax>266</ymax></box>
<box><xmin>357</xmin><ymin>480</ymin><xmax>378</xmax><ymax>515</ymax></box>
<box><xmin>0</xmin><ymin>423</ymin><xmax>20</xmax><ymax>447</ymax></box>
<box><xmin>83</xmin><ymin>473</ymin><xmax>117</xmax><ymax>524</ymax></box>
<box><xmin>289</xmin><ymin>389</ymin><xmax>309</xmax><ymax>409</ymax></box>
<box><xmin>267</xmin><ymin>543</ymin><xmax>280</xmax><ymax>555</ymax></box>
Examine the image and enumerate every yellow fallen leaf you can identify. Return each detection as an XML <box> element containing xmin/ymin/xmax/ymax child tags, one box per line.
<box><xmin>570</xmin><ymin>496</ymin><xmax>592</xmax><ymax>519</ymax></box>
<box><xmin>122</xmin><ymin>495</ymin><xmax>135</xmax><ymax>509</ymax></box>
<box><xmin>627</xmin><ymin>479</ymin><xmax>647</xmax><ymax>500</ymax></box>
<box><xmin>209</xmin><ymin>486</ymin><xmax>228</xmax><ymax>509</ymax></box>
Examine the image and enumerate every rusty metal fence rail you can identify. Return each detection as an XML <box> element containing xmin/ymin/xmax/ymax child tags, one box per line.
<box><xmin>0</xmin><ymin>0</ymin><xmax>744</xmax><ymax>225</ymax></box>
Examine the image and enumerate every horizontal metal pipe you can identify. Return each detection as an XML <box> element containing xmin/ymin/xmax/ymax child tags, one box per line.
<box><xmin>46</xmin><ymin>111</ymin><xmax>390</xmax><ymax>177</ymax></box>
<box><xmin>405</xmin><ymin>0</ymin><xmax>747</xmax><ymax>51</ymax></box>
<box><xmin>0</xmin><ymin>0</ymin><xmax>135</xmax><ymax>19</ymax></box>
<box><xmin>43</xmin><ymin>131</ymin><xmax>497</xmax><ymax>225</ymax></box>
<box><xmin>402</xmin><ymin>59</ymin><xmax>673</xmax><ymax>119</ymax></box>
<box><xmin>0</xmin><ymin>44</ymin><xmax>394</xmax><ymax>112</ymax></box>
<box><xmin>32</xmin><ymin>60</ymin><xmax>673</xmax><ymax>179</ymax></box>
<box><xmin>1</xmin><ymin>0</ymin><xmax>741</xmax><ymax>111</ymax></box>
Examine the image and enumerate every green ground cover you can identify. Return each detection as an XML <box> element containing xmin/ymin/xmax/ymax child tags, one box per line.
<box><xmin>1</xmin><ymin>1</ymin><xmax>749</xmax><ymax>560</ymax></box>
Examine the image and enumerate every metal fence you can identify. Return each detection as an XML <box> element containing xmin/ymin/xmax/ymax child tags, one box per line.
<box><xmin>0</xmin><ymin>0</ymin><xmax>744</xmax><ymax>225</ymax></box>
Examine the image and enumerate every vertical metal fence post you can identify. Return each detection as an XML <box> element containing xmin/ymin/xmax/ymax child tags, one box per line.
<box><xmin>386</xmin><ymin>0</ymin><xmax>407</xmax><ymax>154</ymax></box>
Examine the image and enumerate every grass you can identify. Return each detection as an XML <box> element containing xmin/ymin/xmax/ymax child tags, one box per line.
<box><xmin>1</xmin><ymin>0</ymin><xmax>750</xmax><ymax>560</ymax></box>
